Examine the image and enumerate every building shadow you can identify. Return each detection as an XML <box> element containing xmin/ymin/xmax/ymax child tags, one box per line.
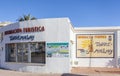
<box><xmin>118</xmin><ymin>56</ymin><xmax>120</xmax><ymax>68</ymax></box>
<box><xmin>106</xmin><ymin>59</ymin><xmax>116</xmax><ymax>67</ymax></box>
<box><xmin>61</xmin><ymin>73</ymin><xmax>88</xmax><ymax>76</ymax></box>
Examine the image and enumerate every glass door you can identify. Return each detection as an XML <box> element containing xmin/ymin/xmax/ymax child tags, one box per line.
<box><xmin>17</xmin><ymin>43</ymin><xmax>28</xmax><ymax>62</ymax></box>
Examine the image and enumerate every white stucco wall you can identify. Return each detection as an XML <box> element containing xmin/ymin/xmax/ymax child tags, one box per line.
<box><xmin>0</xmin><ymin>18</ymin><xmax>71</xmax><ymax>73</ymax></box>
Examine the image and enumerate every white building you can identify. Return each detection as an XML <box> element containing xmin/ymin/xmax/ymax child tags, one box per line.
<box><xmin>0</xmin><ymin>18</ymin><xmax>120</xmax><ymax>73</ymax></box>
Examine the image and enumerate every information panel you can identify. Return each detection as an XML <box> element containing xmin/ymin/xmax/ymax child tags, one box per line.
<box><xmin>47</xmin><ymin>43</ymin><xmax>69</xmax><ymax>57</ymax></box>
<box><xmin>76</xmin><ymin>34</ymin><xmax>114</xmax><ymax>58</ymax></box>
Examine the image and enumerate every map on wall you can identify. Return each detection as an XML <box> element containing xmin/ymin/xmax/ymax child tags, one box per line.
<box><xmin>76</xmin><ymin>34</ymin><xmax>114</xmax><ymax>58</ymax></box>
<box><xmin>47</xmin><ymin>43</ymin><xmax>69</xmax><ymax>57</ymax></box>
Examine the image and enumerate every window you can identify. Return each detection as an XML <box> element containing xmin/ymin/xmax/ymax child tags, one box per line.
<box><xmin>30</xmin><ymin>42</ymin><xmax>45</xmax><ymax>63</ymax></box>
<box><xmin>6</xmin><ymin>43</ymin><xmax>16</xmax><ymax>62</ymax></box>
<box><xmin>6</xmin><ymin>42</ymin><xmax>45</xmax><ymax>63</ymax></box>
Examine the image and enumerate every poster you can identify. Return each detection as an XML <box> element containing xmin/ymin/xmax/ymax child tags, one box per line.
<box><xmin>76</xmin><ymin>34</ymin><xmax>114</xmax><ymax>58</ymax></box>
<box><xmin>47</xmin><ymin>43</ymin><xmax>69</xmax><ymax>57</ymax></box>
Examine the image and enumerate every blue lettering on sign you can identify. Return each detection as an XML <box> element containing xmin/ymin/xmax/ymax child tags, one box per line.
<box><xmin>9</xmin><ymin>35</ymin><xmax>34</xmax><ymax>41</ymax></box>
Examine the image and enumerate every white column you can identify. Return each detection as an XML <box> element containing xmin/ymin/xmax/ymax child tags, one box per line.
<box><xmin>117</xmin><ymin>31</ymin><xmax>120</xmax><ymax>68</ymax></box>
<box><xmin>15</xmin><ymin>44</ymin><xmax>18</xmax><ymax>62</ymax></box>
<box><xmin>28</xmin><ymin>43</ymin><xmax>31</xmax><ymax>63</ymax></box>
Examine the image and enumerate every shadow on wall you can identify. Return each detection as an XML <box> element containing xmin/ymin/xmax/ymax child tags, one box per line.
<box><xmin>61</xmin><ymin>73</ymin><xmax>88</xmax><ymax>76</ymax></box>
<box><xmin>118</xmin><ymin>56</ymin><xmax>120</xmax><ymax>68</ymax></box>
<box><xmin>106</xmin><ymin>59</ymin><xmax>116</xmax><ymax>68</ymax></box>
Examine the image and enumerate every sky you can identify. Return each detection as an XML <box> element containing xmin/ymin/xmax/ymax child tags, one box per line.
<box><xmin>0</xmin><ymin>0</ymin><xmax>120</xmax><ymax>27</ymax></box>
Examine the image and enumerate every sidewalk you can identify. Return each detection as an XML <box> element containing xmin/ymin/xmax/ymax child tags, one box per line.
<box><xmin>71</xmin><ymin>67</ymin><xmax>120</xmax><ymax>76</ymax></box>
<box><xmin>0</xmin><ymin>67</ymin><xmax>120</xmax><ymax>76</ymax></box>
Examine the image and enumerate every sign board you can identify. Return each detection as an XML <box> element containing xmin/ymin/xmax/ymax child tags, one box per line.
<box><xmin>47</xmin><ymin>43</ymin><xmax>69</xmax><ymax>57</ymax></box>
<box><xmin>4</xmin><ymin>26</ymin><xmax>45</xmax><ymax>35</ymax></box>
<box><xmin>76</xmin><ymin>34</ymin><xmax>114</xmax><ymax>58</ymax></box>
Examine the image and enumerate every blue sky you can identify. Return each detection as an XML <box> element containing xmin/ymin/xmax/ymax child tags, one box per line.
<box><xmin>0</xmin><ymin>0</ymin><xmax>120</xmax><ymax>27</ymax></box>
